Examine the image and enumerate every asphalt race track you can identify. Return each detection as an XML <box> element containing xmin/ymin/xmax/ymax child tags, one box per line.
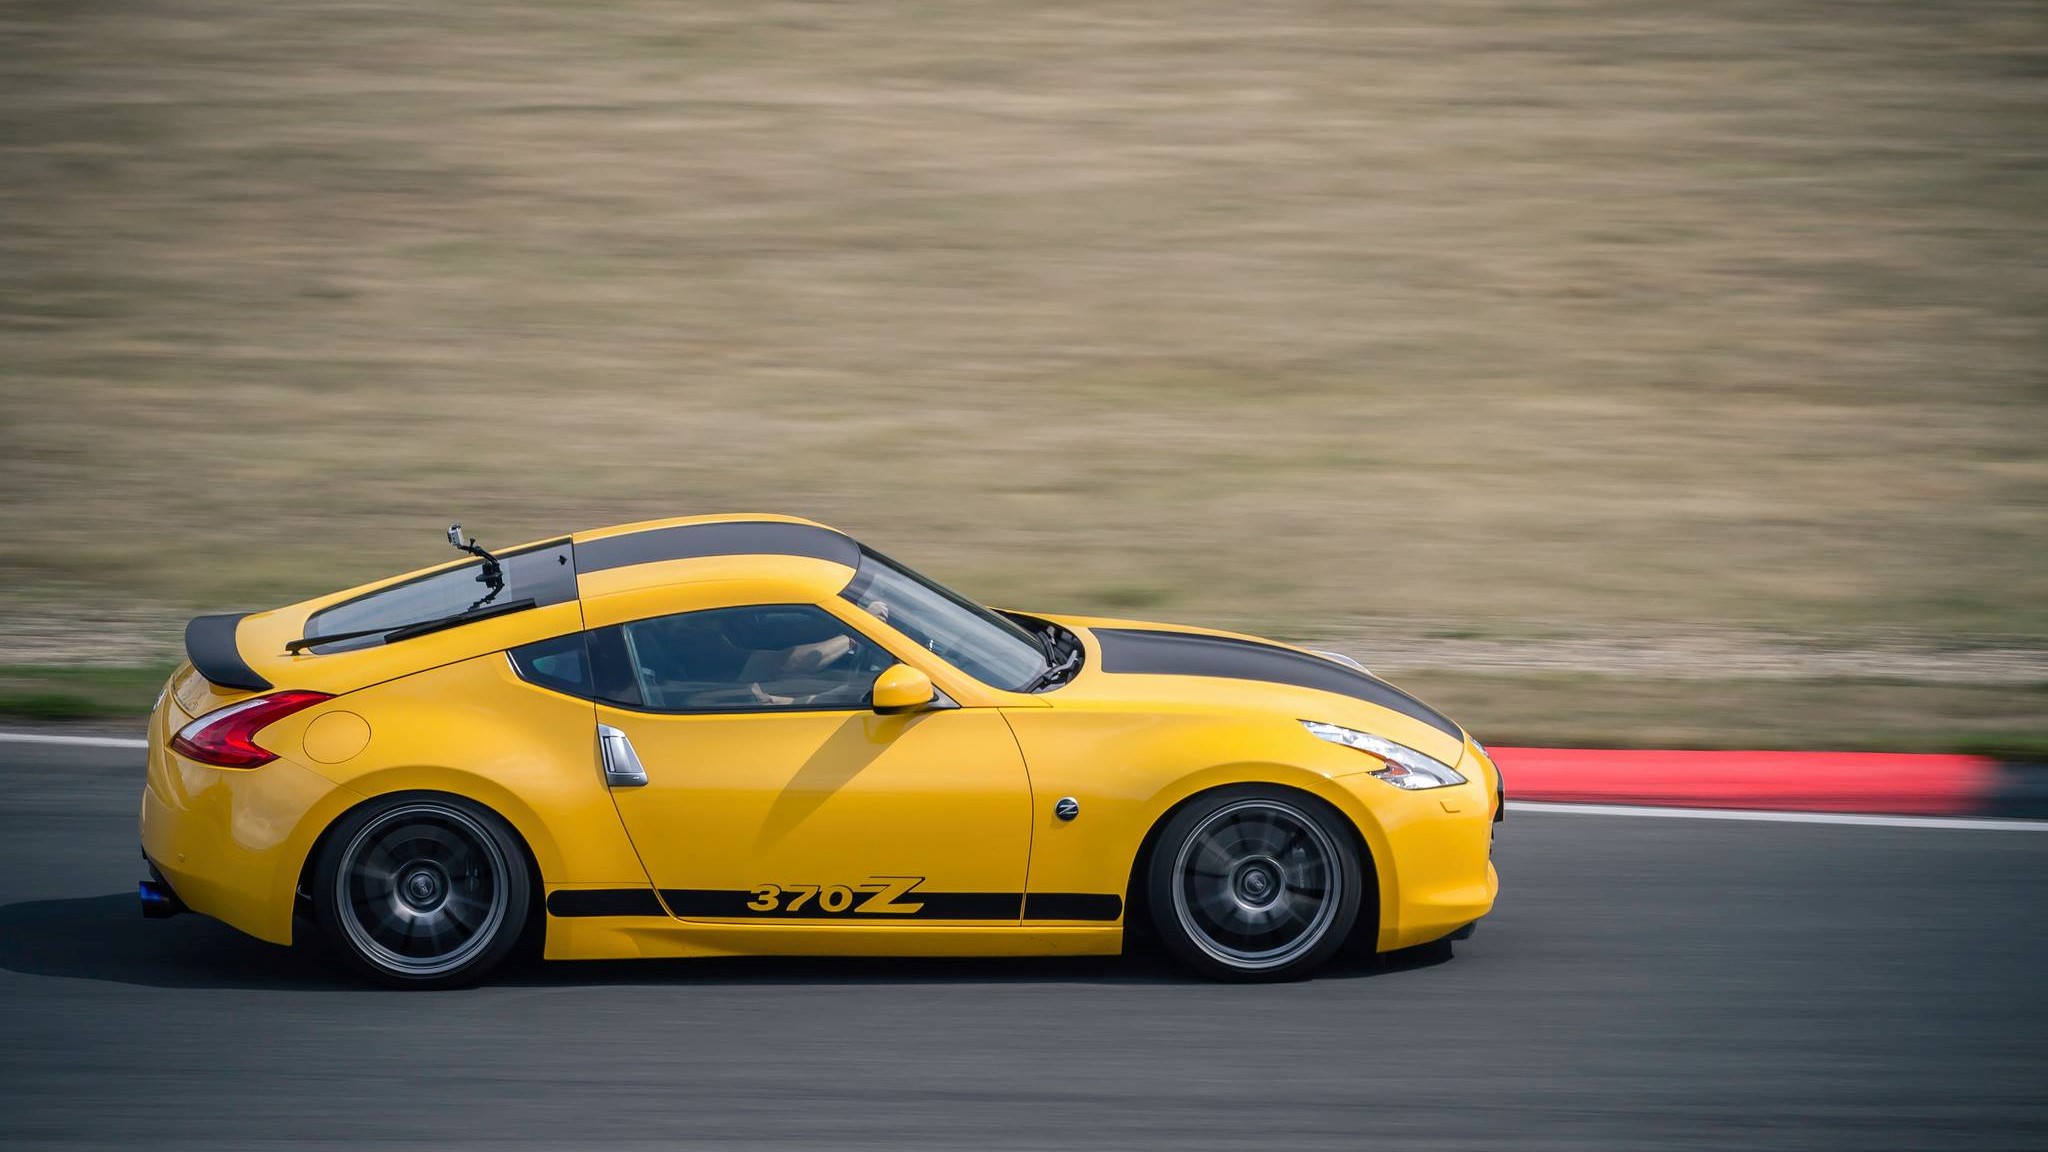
<box><xmin>2</xmin><ymin>740</ymin><xmax>2043</xmax><ymax>1151</ymax></box>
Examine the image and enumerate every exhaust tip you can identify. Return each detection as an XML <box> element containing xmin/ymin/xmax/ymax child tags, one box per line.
<box><xmin>139</xmin><ymin>879</ymin><xmax>183</xmax><ymax>919</ymax></box>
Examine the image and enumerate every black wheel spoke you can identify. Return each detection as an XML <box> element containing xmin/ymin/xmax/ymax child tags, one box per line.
<box><xmin>1192</xmin><ymin>884</ymin><xmax>1238</xmax><ymax>920</ymax></box>
<box><xmin>1191</xmin><ymin>838</ymin><xmax>1236</xmax><ymax>876</ymax></box>
<box><xmin>443</xmin><ymin>893</ymin><xmax>485</xmax><ymax>932</ymax></box>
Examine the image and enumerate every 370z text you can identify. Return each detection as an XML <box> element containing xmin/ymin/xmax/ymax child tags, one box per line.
<box><xmin>745</xmin><ymin>876</ymin><xmax>928</xmax><ymax>915</ymax></box>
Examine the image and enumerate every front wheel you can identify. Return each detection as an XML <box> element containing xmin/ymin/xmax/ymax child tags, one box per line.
<box><xmin>312</xmin><ymin>794</ymin><xmax>531</xmax><ymax>989</ymax></box>
<box><xmin>1147</xmin><ymin>789</ymin><xmax>1364</xmax><ymax>982</ymax></box>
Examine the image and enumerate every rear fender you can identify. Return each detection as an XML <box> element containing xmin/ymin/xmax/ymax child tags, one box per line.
<box><xmin>275</xmin><ymin>653</ymin><xmax>653</xmax><ymax>892</ymax></box>
<box><xmin>313</xmin><ymin>765</ymin><xmax>576</xmax><ymax>883</ymax></box>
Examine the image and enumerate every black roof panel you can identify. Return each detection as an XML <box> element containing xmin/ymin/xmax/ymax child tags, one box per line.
<box><xmin>576</xmin><ymin>521</ymin><xmax>859</xmax><ymax>573</ymax></box>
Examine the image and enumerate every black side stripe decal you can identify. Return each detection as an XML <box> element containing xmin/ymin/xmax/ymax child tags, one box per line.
<box><xmin>1022</xmin><ymin>893</ymin><xmax>1124</xmax><ymax>921</ymax></box>
<box><xmin>547</xmin><ymin>887</ymin><xmax>1125</xmax><ymax>922</ymax></box>
<box><xmin>546</xmin><ymin>888</ymin><xmax>667</xmax><ymax>918</ymax></box>
<box><xmin>578</xmin><ymin>521</ymin><xmax>859</xmax><ymax>574</ymax></box>
<box><xmin>657</xmin><ymin>889</ymin><xmax>1125</xmax><ymax>922</ymax></box>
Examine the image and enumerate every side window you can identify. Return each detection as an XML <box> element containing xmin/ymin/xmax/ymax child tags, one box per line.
<box><xmin>596</xmin><ymin>604</ymin><xmax>896</xmax><ymax>713</ymax></box>
<box><xmin>509</xmin><ymin>633</ymin><xmax>593</xmax><ymax>697</ymax></box>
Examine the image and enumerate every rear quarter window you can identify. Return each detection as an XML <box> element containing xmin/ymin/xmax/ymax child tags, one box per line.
<box><xmin>509</xmin><ymin>633</ymin><xmax>594</xmax><ymax>697</ymax></box>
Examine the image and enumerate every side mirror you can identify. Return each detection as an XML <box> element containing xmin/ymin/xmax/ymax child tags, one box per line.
<box><xmin>872</xmin><ymin>663</ymin><xmax>936</xmax><ymax>714</ymax></box>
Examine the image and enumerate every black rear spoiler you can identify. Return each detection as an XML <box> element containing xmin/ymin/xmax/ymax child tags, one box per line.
<box><xmin>184</xmin><ymin>613</ymin><xmax>273</xmax><ymax>692</ymax></box>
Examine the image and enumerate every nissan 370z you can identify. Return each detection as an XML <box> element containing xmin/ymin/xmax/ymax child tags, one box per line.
<box><xmin>142</xmin><ymin>515</ymin><xmax>1501</xmax><ymax>987</ymax></box>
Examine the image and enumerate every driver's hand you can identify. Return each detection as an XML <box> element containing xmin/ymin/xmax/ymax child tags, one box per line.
<box><xmin>784</xmin><ymin>634</ymin><xmax>853</xmax><ymax>672</ymax></box>
<box><xmin>751</xmin><ymin>682</ymin><xmax>793</xmax><ymax>706</ymax></box>
<box><xmin>864</xmin><ymin>599</ymin><xmax>891</xmax><ymax>623</ymax></box>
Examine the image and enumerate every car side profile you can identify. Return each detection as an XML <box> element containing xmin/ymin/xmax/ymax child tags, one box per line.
<box><xmin>142</xmin><ymin>514</ymin><xmax>1501</xmax><ymax>986</ymax></box>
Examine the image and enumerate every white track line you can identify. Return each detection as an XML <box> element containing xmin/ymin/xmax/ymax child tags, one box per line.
<box><xmin>1509</xmin><ymin>800</ymin><xmax>2048</xmax><ymax>831</ymax></box>
<box><xmin>0</xmin><ymin>732</ymin><xmax>147</xmax><ymax>749</ymax></box>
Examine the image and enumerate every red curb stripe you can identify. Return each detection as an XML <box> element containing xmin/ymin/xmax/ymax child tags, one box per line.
<box><xmin>1490</xmin><ymin>747</ymin><xmax>2003</xmax><ymax>816</ymax></box>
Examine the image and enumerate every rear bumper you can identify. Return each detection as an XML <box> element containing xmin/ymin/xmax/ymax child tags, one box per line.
<box><xmin>140</xmin><ymin>705</ymin><xmax>356</xmax><ymax>945</ymax></box>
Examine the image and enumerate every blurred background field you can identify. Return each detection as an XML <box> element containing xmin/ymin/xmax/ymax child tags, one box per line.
<box><xmin>2</xmin><ymin>0</ymin><xmax>2042</xmax><ymax>749</ymax></box>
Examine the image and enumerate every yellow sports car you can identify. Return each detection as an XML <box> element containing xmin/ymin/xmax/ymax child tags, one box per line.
<box><xmin>142</xmin><ymin>515</ymin><xmax>1500</xmax><ymax>986</ymax></box>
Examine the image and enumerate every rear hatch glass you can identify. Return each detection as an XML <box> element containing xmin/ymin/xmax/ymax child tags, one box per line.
<box><xmin>299</xmin><ymin>540</ymin><xmax>578</xmax><ymax>653</ymax></box>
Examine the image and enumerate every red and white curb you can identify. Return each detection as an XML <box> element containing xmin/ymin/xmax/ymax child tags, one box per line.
<box><xmin>1492</xmin><ymin>747</ymin><xmax>2046</xmax><ymax>820</ymax></box>
<box><xmin>1507</xmin><ymin>802</ymin><xmax>2048</xmax><ymax>831</ymax></box>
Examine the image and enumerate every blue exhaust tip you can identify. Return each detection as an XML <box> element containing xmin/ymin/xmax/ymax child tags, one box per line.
<box><xmin>139</xmin><ymin>879</ymin><xmax>183</xmax><ymax>919</ymax></box>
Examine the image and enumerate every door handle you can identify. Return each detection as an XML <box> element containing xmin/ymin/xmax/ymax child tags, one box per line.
<box><xmin>597</xmin><ymin>725</ymin><xmax>648</xmax><ymax>788</ymax></box>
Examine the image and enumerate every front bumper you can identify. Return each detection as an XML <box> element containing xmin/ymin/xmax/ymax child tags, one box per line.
<box><xmin>1334</xmin><ymin>740</ymin><xmax>1502</xmax><ymax>952</ymax></box>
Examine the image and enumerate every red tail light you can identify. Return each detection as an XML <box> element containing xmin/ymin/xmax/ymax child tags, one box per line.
<box><xmin>169</xmin><ymin>691</ymin><xmax>333</xmax><ymax>768</ymax></box>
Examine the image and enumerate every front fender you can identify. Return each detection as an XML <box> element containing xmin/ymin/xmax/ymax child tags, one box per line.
<box><xmin>1130</xmin><ymin>763</ymin><xmax>1400</xmax><ymax>935</ymax></box>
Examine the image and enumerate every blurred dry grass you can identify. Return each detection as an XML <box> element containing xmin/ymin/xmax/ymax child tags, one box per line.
<box><xmin>1</xmin><ymin>1</ymin><xmax>2044</xmax><ymax>740</ymax></box>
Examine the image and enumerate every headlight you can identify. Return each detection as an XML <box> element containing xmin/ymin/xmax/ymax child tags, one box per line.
<box><xmin>1301</xmin><ymin>720</ymin><xmax>1467</xmax><ymax>790</ymax></box>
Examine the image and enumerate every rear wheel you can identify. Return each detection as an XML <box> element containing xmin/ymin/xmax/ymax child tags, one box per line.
<box><xmin>1147</xmin><ymin>788</ymin><xmax>1362</xmax><ymax>982</ymax></box>
<box><xmin>312</xmin><ymin>794</ymin><xmax>530</xmax><ymax>989</ymax></box>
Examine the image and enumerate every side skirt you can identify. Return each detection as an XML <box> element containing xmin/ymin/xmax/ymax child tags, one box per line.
<box><xmin>543</xmin><ymin>916</ymin><xmax>1124</xmax><ymax>962</ymax></box>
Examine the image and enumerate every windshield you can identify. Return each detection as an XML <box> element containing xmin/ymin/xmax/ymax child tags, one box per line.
<box><xmin>840</xmin><ymin>547</ymin><xmax>1049</xmax><ymax>692</ymax></box>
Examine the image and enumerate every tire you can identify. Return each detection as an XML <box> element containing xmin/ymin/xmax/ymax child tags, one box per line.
<box><xmin>1146</xmin><ymin>787</ymin><xmax>1364</xmax><ymax>982</ymax></box>
<box><xmin>312</xmin><ymin>793</ymin><xmax>531</xmax><ymax>990</ymax></box>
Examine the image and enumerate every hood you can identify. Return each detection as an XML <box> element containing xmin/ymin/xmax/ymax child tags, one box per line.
<box><xmin>1028</xmin><ymin>613</ymin><xmax>1468</xmax><ymax>766</ymax></box>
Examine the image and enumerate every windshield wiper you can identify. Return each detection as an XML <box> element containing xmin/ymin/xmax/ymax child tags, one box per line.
<box><xmin>285</xmin><ymin>598</ymin><xmax>537</xmax><ymax>654</ymax></box>
<box><xmin>1019</xmin><ymin>645</ymin><xmax>1082</xmax><ymax>693</ymax></box>
<box><xmin>1031</xmin><ymin>626</ymin><xmax>1058</xmax><ymax>664</ymax></box>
